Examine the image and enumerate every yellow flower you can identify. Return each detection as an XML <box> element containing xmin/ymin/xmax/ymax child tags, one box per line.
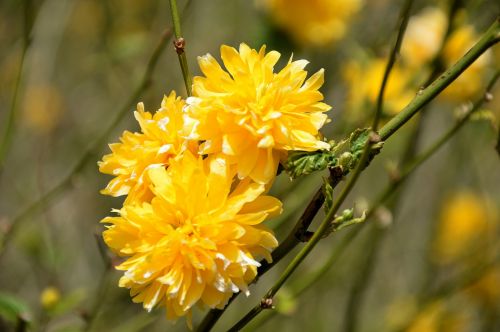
<box><xmin>401</xmin><ymin>7</ymin><xmax>491</xmax><ymax>101</ymax></box>
<box><xmin>401</xmin><ymin>7</ymin><xmax>447</xmax><ymax>68</ymax></box>
<box><xmin>343</xmin><ymin>58</ymin><xmax>415</xmax><ymax>120</ymax></box>
<box><xmin>102</xmin><ymin>151</ymin><xmax>281</xmax><ymax>324</ymax></box>
<box><xmin>186</xmin><ymin>43</ymin><xmax>331</xmax><ymax>184</ymax></box>
<box><xmin>98</xmin><ymin>91</ymin><xmax>197</xmax><ymax>203</ymax></box>
<box><xmin>40</xmin><ymin>286</ymin><xmax>61</xmax><ymax>310</ymax></box>
<box><xmin>260</xmin><ymin>0</ymin><xmax>362</xmax><ymax>47</ymax></box>
<box><xmin>406</xmin><ymin>301</ymin><xmax>468</xmax><ymax>332</ymax></box>
<box><xmin>467</xmin><ymin>266</ymin><xmax>500</xmax><ymax>308</ymax></box>
<box><xmin>433</xmin><ymin>191</ymin><xmax>496</xmax><ymax>264</ymax></box>
<box><xmin>23</xmin><ymin>84</ymin><xmax>65</xmax><ymax>134</ymax></box>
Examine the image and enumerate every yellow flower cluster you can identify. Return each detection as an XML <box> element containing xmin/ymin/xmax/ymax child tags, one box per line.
<box><xmin>344</xmin><ymin>7</ymin><xmax>492</xmax><ymax>121</ymax></box>
<box><xmin>99</xmin><ymin>43</ymin><xmax>331</xmax><ymax>324</ymax></box>
<box><xmin>259</xmin><ymin>0</ymin><xmax>362</xmax><ymax>47</ymax></box>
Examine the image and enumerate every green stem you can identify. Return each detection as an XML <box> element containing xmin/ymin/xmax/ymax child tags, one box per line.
<box><xmin>373</xmin><ymin>70</ymin><xmax>499</xmax><ymax>215</ymax></box>
<box><xmin>247</xmin><ymin>228</ymin><xmax>363</xmax><ymax>330</ymax></box>
<box><xmin>169</xmin><ymin>0</ymin><xmax>192</xmax><ymax>96</ymax></box>
<box><xmin>373</xmin><ymin>0</ymin><xmax>414</xmax><ymax>131</ymax></box>
<box><xmin>343</xmin><ymin>3</ymin><xmax>464</xmax><ymax>327</ymax></box>
<box><xmin>0</xmin><ymin>0</ymin><xmax>35</xmax><ymax>170</ymax></box>
<box><xmin>379</xmin><ymin>18</ymin><xmax>500</xmax><ymax>140</ymax></box>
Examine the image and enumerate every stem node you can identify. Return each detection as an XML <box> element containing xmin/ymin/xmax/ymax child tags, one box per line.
<box><xmin>260</xmin><ymin>298</ymin><xmax>274</xmax><ymax>309</ymax></box>
<box><xmin>173</xmin><ymin>37</ymin><xmax>186</xmax><ymax>55</ymax></box>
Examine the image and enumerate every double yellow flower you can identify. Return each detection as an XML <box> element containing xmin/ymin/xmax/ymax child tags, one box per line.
<box><xmin>98</xmin><ymin>43</ymin><xmax>331</xmax><ymax>323</ymax></box>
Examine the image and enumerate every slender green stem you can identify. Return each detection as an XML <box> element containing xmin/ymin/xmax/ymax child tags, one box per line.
<box><xmin>372</xmin><ymin>70</ymin><xmax>499</xmax><ymax>216</ymax></box>
<box><xmin>169</xmin><ymin>0</ymin><xmax>192</xmax><ymax>96</ymax></box>
<box><xmin>344</xmin><ymin>3</ymin><xmax>464</xmax><ymax>328</ymax></box>
<box><xmin>379</xmin><ymin>18</ymin><xmax>499</xmax><ymax>140</ymax></box>
<box><xmin>0</xmin><ymin>0</ymin><xmax>35</xmax><ymax>170</ymax></box>
<box><xmin>227</xmin><ymin>18</ymin><xmax>499</xmax><ymax>331</ymax></box>
<box><xmin>83</xmin><ymin>267</ymin><xmax>113</xmax><ymax>331</ymax></box>
<box><xmin>0</xmin><ymin>28</ymin><xmax>174</xmax><ymax>262</ymax></box>
<box><xmin>373</xmin><ymin>0</ymin><xmax>414</xmax><ymax>131</ymax></box>
<box><xmin>496</xmin><ymin>125</ymin><xmax>500</xmax><ymax>157</ymax></box>
<box><xmin>247</xmin><ymin>228</ymin><xmax>364</xmax><ymax>330</ymax></box>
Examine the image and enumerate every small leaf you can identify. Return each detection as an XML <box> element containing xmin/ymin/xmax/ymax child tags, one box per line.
<box><xmin>323</xmin><ymin>178</ymin><xmax>334</xmax><ymax>214</ymax></box>
<box><xmin>335</xmin><ymin>210</ymin><xmax>367</xmax><ymax>232</ymax></box>
<box><xmin>283</xmin><ymin>127</ymin><xmax>383</xmax><ymax>179</ymax></box>
<box><xmin>0</xmin><ymin>292</ymin><xmax>31</xmax><ymax>323</ymax></box>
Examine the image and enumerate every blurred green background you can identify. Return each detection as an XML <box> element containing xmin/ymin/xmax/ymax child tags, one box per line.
<box><xmin>0</xmin><ymin>0</ymin><xmax>499</xmax><ymax>331</ymax></box>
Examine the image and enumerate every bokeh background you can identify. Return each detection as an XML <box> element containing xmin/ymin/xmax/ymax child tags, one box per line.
<box><xmin>0</xmin><ymin>0</ymin><xmax>499</xmax><ymax>331</ymax></box>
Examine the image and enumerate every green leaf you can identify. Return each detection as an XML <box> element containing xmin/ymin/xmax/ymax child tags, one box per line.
<box><xmin>283</xmin><ymin>127</ymin><xmax>384</xmax><ymax>180</ymax></box>
<box><xmin>334</xmin><ymin>209</ymin><xmax>366</xmax><ymax>232</ymax></box>
<box><xmin>323</xmin><ymin>178</ymin><xmax>334</xmax><ymax>214</ymax></box>
<box><xmin>0</xmin><ymin>292</ymin><xmax>30</xmax><ymax>323</ymax></box>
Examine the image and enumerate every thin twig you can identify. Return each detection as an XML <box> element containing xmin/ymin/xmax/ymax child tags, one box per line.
<box><xmin>379</xmin><ymin>18</ymin><xmax>499</xmax><ymax>140</ymax></box>
<box><xmin>400</xmin><ymin>0</ymin><xmax>464</xmax><ymax>165</ymax></box>
<box><xmin>372</xmin><ymin>0</ymin><xmax>414</xmax><ymax>131</ymax></box>
<box><xmin>0</xmin><ymin>0</ymin><xmax>35</xmax><ymax>170</ymax></box>
<box><xmin>169</xmin><ymin>0</ymin><xmax>192</xmax><ymax>96</ymax></box>
<box><xmin>343</xmin><ymin>2</ymin><xmax>464</xmax><ymax>329</ymax></box>
<box><xmin>248</xmin><ymin>226</ymin><xmax>365</xmax><ymax>330</ymax></box>
<box><xmin>363</xmin><ymin>71</ymin><xmax>499</xmax><ymax>222</ymax></box>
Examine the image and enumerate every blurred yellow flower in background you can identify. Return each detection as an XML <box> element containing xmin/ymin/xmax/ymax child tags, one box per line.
<box><xmin>401</xmin><ymin>7</ymin><xmax>447</xmax><ymax>68</ymax></box>
<box><xmin>401</xmin><ymin>7</ymin><xmax>491</xmax><ymax>101</ymax></box>
<box><xmin>102</xmin><ymin>151</ymin><xmax>281</xmax><ymax>324</ymax></box>
<box><xmin>98</xmin><ymin>91</ymin><xmax>197</xmax><ymax>203</ymax></box>
<box><xmin>23</xmin><ymin>85</ymin><xmax>65</xmax><ymax>134</ymax></box>
<box><xmin>259</xmin><ymin>0</ymin><xmax>362</xmax><ymax>47</ymax></box>
<box><xmin>466</xmin><ymin>266</ymin><xmax>500</xmax><ymax>309</ymax></box>
<box><xmin>187</xmin><ymin>43</ymin><xmax>331</xmax><ymax>184</ymax></box>
<box><xmin>343</xmin><ymin>58</ymin><xmax>415</xmax><ymax>119</ymax></box>
<box><xmin>406</xmin><ymin>300</ymin><xmax>468</xmax><ymax>332</ymax></box>
<box><xmin>40</xmin><ymin>286</ymin><xmax>61</xmax><ymax>310</ymax></box>
<box><xmin>433</xmin><ymin>191</ymin><xmax>497</xmax><ymax>264</ymax></box>
<box><xmin>343</xmin><ymin>7</ymin><xmax>493</xmax><ymax>124</ymax></box>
